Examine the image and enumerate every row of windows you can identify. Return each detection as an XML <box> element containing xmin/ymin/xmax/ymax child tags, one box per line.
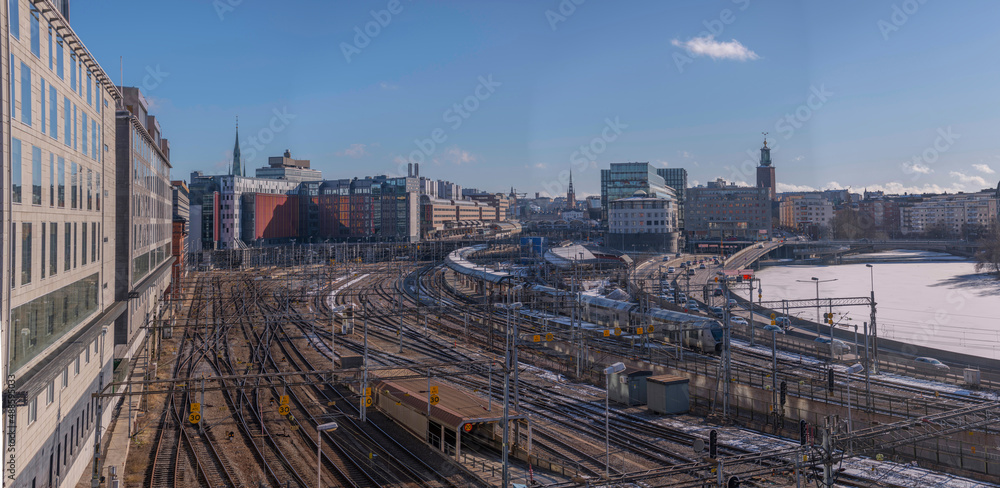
<box><xmin>10</xmin><ymin>219</ymin><xmax>101</xmax><ymax>288</ymax></box>
<box><xmin>8</xmin><ymin>273</ymin><xmax>100</xmax><ymax>372</ymax></box>
<box><xmin>9</xmin><ymin>53</ymin><xmax>104</xmax><ymax>162</ymax></box>
<box><xmin>9</xmin><ymin>0</ymin><xmax>106</xmax><ymax>113</ymax></box>
<box><xmin>9</xmin><ymin>138</ymin><xmax>102</xmax><ymax>210</ymax></box>
<box><xmin>26</xmin><ymin>336</ymin><xmax>98</xmax><ymax>424</ymax></box>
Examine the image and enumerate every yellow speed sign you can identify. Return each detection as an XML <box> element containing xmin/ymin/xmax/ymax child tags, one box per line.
<box><xmin>278</xmin><ymin>405</ymin><xmax>291</xmax><ymax>416</ymax></box>
<box><xmin>429</xmin><ymin>394</ymin><xmax>440</xmax><ymax>405</ymax></box>
<box><xmin>188</xmin><ymin>412</ymin><xmax>201</xmax><ymax>424</ymax></box>
<box><xmin>365</xmin><ymin>397</ymin><xmax>373</xmax><ymax>407</ymax></box>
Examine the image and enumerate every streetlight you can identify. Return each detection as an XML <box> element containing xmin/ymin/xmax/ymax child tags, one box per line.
<box><xmin>797</xmin><ymin>277</ymin><xmax>837</xmax><ymax>335</ymax></box>
<box><xmin>316</xmin><ymin>421</ymin><xmax>339</xmax><ymax>488</ymax></box>
<box><xmin>603</xmin><ymin>361</ymin><xmax>626</xmax><ymax>480</ymax></box>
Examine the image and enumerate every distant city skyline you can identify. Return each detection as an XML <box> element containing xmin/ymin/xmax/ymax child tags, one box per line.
<box><xmin>71</xmin><ymin>1</ymin><xmax>1000</xmax><ymax>198</ymax></box>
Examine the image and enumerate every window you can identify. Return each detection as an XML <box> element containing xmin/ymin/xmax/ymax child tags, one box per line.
<box><xmin>57</xmin><ymin>157</ymin><xmax>65</xmax><ymax>207</ymax></box>
<box><xmin>11</xmin><ymin>138</ymin><xmax>22</xmax><ymax>203</ymax></box>
<box><xmin>72</xmin><ymin>104</ymin><xmax>77</xmax><ymax>150</ymax></box>
<box><xmin>46</xmin><ymin>382</ymin><xmax>54</xmax><ymax>405</ymax></box>
<box><xmin>63</xmin><ymin>97</ymin><xmax>70</xmax><ymax>144</ymax></box>
<box><xmin>81</xmin><ymin>223</ymin><xmax>87</xmax><ymax>266</ymax></box>
<box><xmin>85</xmin><ymin>345</ymin><xmax>90</xmax><ymax>364</ymax></box>
<box><xmin>29</xmin><ymin>4</ymin><xmax>39</xmax><ymax>57</ymax></box>
<box><xmin>20</xmin><ymin>62</ymin><xmax>31</xmax><ymax>125</ymax></box>
<box><xmin>73</xmin><ymin>223</ymin><xmax>77</xmax><ymax>268</ymax></box>
<box><xmin>48</xmin><ymin>25</ymin><xmax>52</xmax><ymax>70</ymax></box>
<box><xmin>70</xmin><ymin>53</ymin><xmax>76</xmax><ymax>89</ymax></box>
<box><xmin>8</xmin><ymin>0</ymin><xmax>19</xmax><ymax>39</ymax></box>
<box><xmin>82</xmin><ymin>112</ymin><xmax>88</xmax><ymax>156</ymax></box>
<box><xmin>86</xmin><ymin>71</ymin><xmax>92</xmax><ymax>105</ymax></box>
<box><xmin>49</xmin><ymin>85</ymin><xmax>57</xmax><ymax>138</ymax></box>
<box><xmin>62</xmin><ymin>369</ymin><xmax>67</xmax><ymax>389</ymax></box>
<box><xmin>28</xmin><ymin>397</ymin><xmax>37</xmax><ymax>424</ymax></box>
<box><xmin>91</xmin><ymin>223</ymin><xmax>97</xmax><ymax>262</ymax></box>
<box><xmin>92</xmin><ymin>121</ymin><xmax>98</xmax><ymax>161</ymax></box>
<box><xmin>87</xmin><ymin>169</ymin><xmax>92</xmax><ymax>210</ymax></box>
<box><xmin>8</xmin><ymin>55</ymin><xmax>14</xmax><ymax>117</ymax></box>
<box><xmin>95</xmin><ymin>172</ymin><xmax>100</xmax><ymax>210</ymax></box>
<box><xmin>74</xmin><ymin>357</ymin><xmax>80</xmax><ymax>376</ymax></box>
<box><xmin>93</xmin><ymin>339</ymin><xmax>98</xmax><ymax>355</ymax></box>
<box><xmin>50</xmin><ymin>223</ymin><xmax>57</xmax><ymax>277</ymax></box>
<box><xmin>41</xmin><ymin>222</ymin><xmax>46</xmax><ymax>279</ymax></box>
<box><xmin>32</xmin><ymin>146</ymin><xmax>41</xmax><ymax>205</ymax></box>
<box><xmin>70</xmin><ymin>162</ymin><xmax>77</xmax><ymax>208</ymax></box>
<box><xmin>64</xmin><ymin>223</ymin><xmax>70</xmax><ymax>271</ymax></box>
<box><xmin>56</xmin><ymin>37</ymin><xmax>66</xmax><ymax>80</ymax></box>
<box><xmin>49</xmin><ymin>154</ymin><xmax>54</xmax><ymax>206</ymax></box>
<box><xmin>22</xmin><ymin>223</ymin><xmax>32</xmax><ymax>285</ymax></box>
<box><xmin>40</xmin><ymin>77</ymin><xmax>46</xmax><ymax>133</ymax></box>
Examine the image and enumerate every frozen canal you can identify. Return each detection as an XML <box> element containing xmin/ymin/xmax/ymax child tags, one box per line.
<box><xmin>735</xmin><ymin>250</ymin><xmax>1000</xmax><ymax>360</ymax></box>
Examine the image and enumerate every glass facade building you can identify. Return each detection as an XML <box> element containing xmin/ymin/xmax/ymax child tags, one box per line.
<box><xmin>600</xmin><ymin>162</ymin><xmax>675</xmax><ymax>222</ymax></box>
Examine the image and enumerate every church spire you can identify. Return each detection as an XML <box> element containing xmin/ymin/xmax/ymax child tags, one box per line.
<box><xmin>232</xmin><ymin>117</ymin><xmax>242</xmax><ymax>176</ymax></box>
<box><xmin>566</xmin><ymin>170</ymin><xmax>576</xmax><ymax>208</ymax></box>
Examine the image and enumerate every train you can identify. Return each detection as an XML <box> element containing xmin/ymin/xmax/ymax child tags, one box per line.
<box><xmin>524</xmin><ymin>285</ymin><xmax>724</xmax><ymax>353</ymax></box>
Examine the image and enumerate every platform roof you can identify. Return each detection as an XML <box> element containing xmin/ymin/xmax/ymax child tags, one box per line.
<box><xmin>375</xmin><ymin>369</ymin><xmax>520</xmax><ymax>430</ymax></box>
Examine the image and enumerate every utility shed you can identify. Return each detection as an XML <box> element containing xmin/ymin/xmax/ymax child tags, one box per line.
<box><xmin>609</xmin><ymin>368</ymin><xmax>653</xmax><ymax>406</ymax></box>
<box><xmin>647</xmin><ymin>375</ymin><xmax>690</xmax><ymax>414</ymax></box>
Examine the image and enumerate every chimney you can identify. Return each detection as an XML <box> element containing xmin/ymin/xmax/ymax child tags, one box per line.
<box><xmin>408</xmin><ymin>163</ymin><xmax>413</xmax><ymax>177</ymax></box>
<box><xmin>414</xmin><ymin>163</ymin><xmax>419</xmax><ymax>176</ymax></box>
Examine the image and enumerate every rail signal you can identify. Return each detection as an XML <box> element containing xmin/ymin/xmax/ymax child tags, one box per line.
<box><xmin>799</xmin><ymin>420</ymin><xmax>807</xmax><ymax>445</ymax></box>
<box><xmin>278</xmin><ymin>404</ymin><xmax>291</xmax><ymax>416</ymax></box>
<box><xmin>709</xmin><ymin>429</ymin><xmax>718</xmax><ymax>458</ymax></box>
<box><xmin>827</xmin><ymin>368</ymin><xmax>835</xmax><ymax>392</ymax></box>
<box><xmin>780</xmin><ymin>380</ymin><xmax>787</xmax><ymax>405</ymax></box>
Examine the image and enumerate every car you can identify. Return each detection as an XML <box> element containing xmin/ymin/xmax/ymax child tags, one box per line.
<box><xmin>699</xmin><ymin>264</ymin><xmax>707</xmax><ymax>269</ymax></box>
<box><xmin>678</xmin><ymin>293</ymin><xmax>687</xmax><ymax>302</ymax></box>
<box><xmin>667</xmin><ymin>266</ymin><xmax>676</xmax><ymax>273</ymax></box>
<box><xmin>762</xmin><ymin>324</ymin><xmax>784</xmax><ymax>334</ymax></box>
<box><xmin>775</xmin><ymin>317</ymin><xmax>792</xmax><ymax>327</ymax></box>
<box><xmin>686</xmin><ymin>299</ymin><xmax>699</xmax><ymax>308</ymax></box>
<box><xmin>663</xmin><ymin>256</ymin><xmax>671</xmax><ymax>261</ymax></box>
<box><xmin>729</xmin><ymin>316</ymin><xmax>749</xmax><ymax>326</ymax></box>
<box><xmin>713</xmin><ymin>287</ymin><xmax>723</xmax><ymax>296</ymax></box>
<box><xmin>716</xmin><ymin>270</ymin><xmax>725</xmax><ymax>276</ymax></box>
<box><xmin>727</xmin><ymin>299</ymin><xmax>737</xmax><ymax>308</ymax></box>
<box><xmin>814</xmin><ymin>337</ymin><xmax>851</xmax><ymax>356</ymax></box>
<box><xmin>687</xmin><ymin>269</ymin><xmax>696</xmax><ymax>276</ymax></box>
<box><xmin>675</xmin><ymin>252</ymin><xmax>682</xmax><ymax>258</ymax></box>
<box><xmin>709</xmin><ymin>306</ymin><xmax>724</xmax><ymax>317</ymax></box>
<box><xmin>914</xmin><ymin>357</ymin><xmax>950</xmax><ymax>372</ymax></box>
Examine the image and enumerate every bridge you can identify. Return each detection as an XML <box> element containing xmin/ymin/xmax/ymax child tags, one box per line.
<box><xmin>778</xmin><ymin>239</ymin><xmax>980</xmax><ymax>264</ymax></box>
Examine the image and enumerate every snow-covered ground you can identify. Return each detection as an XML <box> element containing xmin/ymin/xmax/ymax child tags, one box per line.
<box><xmin>734</xmin><ymin>251</ymin><xmax>1000</xmax><ymax>360</ymax></box>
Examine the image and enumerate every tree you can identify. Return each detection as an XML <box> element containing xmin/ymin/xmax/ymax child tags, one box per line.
<box><xmin>974</xmin><ymin>225</ymin><xmax>1000</xmax><ymax>277</ymax></box>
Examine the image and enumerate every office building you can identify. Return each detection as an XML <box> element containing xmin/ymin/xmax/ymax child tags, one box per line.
<box><xmin>255</xmin><ymin>149</ymin><xmax>322</xmax><ymax>183</ymax></box>
<box><xmin>114</xmin><ymin>87</ymin><xmax>173</xmax><ymax>362</ymax></box>
<box><xmin>600</xmin><ymin>162</ymin><xmax>676</xmax><ymax>222</ymax></box>
<box><xmin>656</xmin><ymin>167</ymin><xmax>687</xmax><ymax>243</ymax></box>
<box><xmin>686</xmin><ymin>178</ymin><xmax>772</xmax><ymax>239</ymax></box>
<box><xmin>2</xmin><ymin>1</ymin><xmax>122</xmax><ymax>486</ymax></box>
<box><xmin>900</xmin><ymin>190</ymin><xmax>998</xmax><ymax>236</ymax></box>
<box><xmin>606</xmin><ymin>190</ymin><xmax>679</xmax><ymax>252</ymax></box>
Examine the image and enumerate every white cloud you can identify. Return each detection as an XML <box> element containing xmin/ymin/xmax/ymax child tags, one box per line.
<box><xmin>972</xmin><ymin>163</ymin><xmax>995</xmax><ymax>174</ymax></box>
<box><xmin>524</xmin><ymin>162</ymin><xmax>547</xmax><ymax>170</ymax></box>
<box><xmin>337</xmin><ymin>143</ymin><xmax>370</xmax><ymax>158</ymax></box>
<box><xmin>793</xmin><ymin>156</ymin><xmax>804</xmax><ymax>162</ymax></box>
<box><xmin>950</xmin><ymin>171</ymin><xmax>987</xmax><ymax>186</ymax></box>
<box><xmin>379</xmin><ymin>81</ymin><xmax>398</xmax><ymax>90</ymax></box>
<box><xmin>671</xmin><ymin>35</ymin><xmax>759</xmax><ymax>61</ymax></box>
<box><xmin>434</xmin><ymin>146</ymin><xmax>478</xmax><ymax>166</ymax></box>
<box><xmin>901</xmin><ymin>161</ymin><xmax>933</xmax><ymax>174</ymax></box>
<box><xmin>777</xmin><ymin>183</ymin><xmax>818</xmax><ymax>193</ymax></box>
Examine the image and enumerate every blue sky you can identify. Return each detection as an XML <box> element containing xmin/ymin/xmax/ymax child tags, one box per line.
<box><xmin>71</xmin><ymin>0</ymin><xmax>1000</xmax><ymax>198</ymax></box>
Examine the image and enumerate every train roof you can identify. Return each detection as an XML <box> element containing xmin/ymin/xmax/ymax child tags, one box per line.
<box><xmin>646</xmin><ymin>308</ymin><xmax>722</xmax><ymax>327</ymax></box>
<box><xmin>445</xmin><ymin>245</ymin><xmax>511</xmax><ymax>284</ymax></box>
